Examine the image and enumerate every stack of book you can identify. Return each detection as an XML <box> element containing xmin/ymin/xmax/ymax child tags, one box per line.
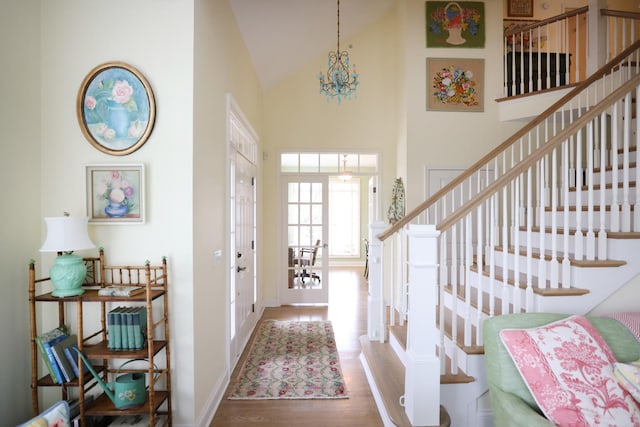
<box><xmin>107</xmin><ymin>306</ymin><xmax>147</xmax><ymax>351</ymax></box>
<box><xmin>98</xmin><ymin>285</ymin><xmax>145</xmax><ymax>297</ymax></box>
<box><xmin>35</xmin><ymin>326</ymin><xmax>87</xmax><ymax>383</ymax></box>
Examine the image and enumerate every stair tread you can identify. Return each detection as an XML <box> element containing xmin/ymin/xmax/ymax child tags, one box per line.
<box><xmin>524</xmin><ymin>226</ymin><xmax>640</xmax><ymax>238</ymax></box>
<box><xmin>443</xmin><ymin>283</ymin><xmax>508</xmax><ymax>319</ymax></box>
<box><xmin>469</xmin><ymin>264</ymin><xmax>589</xmax><ymax>296</ymax></box>
<box><xmin>545</xmin><ymin>204</ymin><xmax>636</xmax><ymax>212</ymax></box>
<box><xmin>593</xmin><ymin>159</ymin><xmax>637</xmax><ymax>173</ymax></box>
<box><xmin>569</xmin><ymin>180</ymin><xmax>636</xmax><ymax>192</ymax></box>
<box><xmin>495</xmin><ymin>245</ymin><xmax>626</xmax><ymax>267</ymax></box>
<box><xmin>359</xmin><ymin>335</ymin><xmax>452</xmax><ymax>427</ymax></box>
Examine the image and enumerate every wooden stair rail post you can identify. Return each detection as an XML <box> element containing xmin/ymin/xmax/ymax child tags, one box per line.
<box><xmin>367</xmin><ymin>221</ymin><xmax>386</xmax><ymax>342</ymax></box>
<box><xmin>404</xmin><ymin>224</ymin><xmax>441</xmax><ymax>426</ymax></box>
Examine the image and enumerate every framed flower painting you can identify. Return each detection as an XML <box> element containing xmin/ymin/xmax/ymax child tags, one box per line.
<box><xmin>427</xmin><ymin>58</ymin><xmax>484</xmax><ymax>112</ymax></box>
<box><xmin>86</xmin><ymin>164</ymin><xmax>145</xmax><ymax>224</ymax></box>
<box><xmin>426</xmin><ymin>1</ymin><xmax>485</xmax><ymax>48</ymax></box>
<box><xmin>77</xmin><ymin>62</ymin><xmax>156</xmax><ymax>156</ymax></box>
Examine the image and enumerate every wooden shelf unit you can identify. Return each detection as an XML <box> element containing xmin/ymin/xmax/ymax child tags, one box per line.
<box><xmin>28</xmin><ymin>249</ymin><xmax>172</xmax><ymax>426</ymax></box>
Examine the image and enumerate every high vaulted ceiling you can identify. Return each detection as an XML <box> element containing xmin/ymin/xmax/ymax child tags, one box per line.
<box><xmin>229</xmin><ymin>0</ymin><xmax>397</xmax><ymax>89</ymax></box>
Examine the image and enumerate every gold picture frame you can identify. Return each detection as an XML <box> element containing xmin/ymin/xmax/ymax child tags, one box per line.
<box><xmin>77</xmin><ymin>62</ymin><xmax>156</xmax><ymax>156</ymax></box>
<box><xmin>508</xmin><ymin>0</ymin><xmax>534</xmax><ymax>18</ymax></box>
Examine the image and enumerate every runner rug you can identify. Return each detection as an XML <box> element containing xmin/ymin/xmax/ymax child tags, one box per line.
<box><xmin>229</xmin><ymin>319</ymin><xmax>348</xmax><ymax>400</ymax></box>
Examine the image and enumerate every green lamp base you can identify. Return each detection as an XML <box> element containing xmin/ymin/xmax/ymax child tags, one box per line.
<box><xmin>50</xmin><ymin>253</ymin><xmax>87</xmax><ymax>297</ymax></box>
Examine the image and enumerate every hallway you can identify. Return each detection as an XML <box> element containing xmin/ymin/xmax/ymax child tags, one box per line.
<box><xmin>210</xmin><ymin>267</ymin><xmax>383</xmax><ymax>426</ymax></box>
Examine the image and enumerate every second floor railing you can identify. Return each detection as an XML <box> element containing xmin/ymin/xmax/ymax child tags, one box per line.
<box><xmin>503</xmin><ymin>6</ymin><xmax>640</xmax><ymax>98</ymax></box>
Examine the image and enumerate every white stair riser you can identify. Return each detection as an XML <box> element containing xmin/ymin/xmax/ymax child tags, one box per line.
<box><xmin>517</xmin><ymin>229</ymin><xmax>605</xmax><ymax>257</ymax></box>
<box><xmin>590</xmin><ymin>166</ymin><xmax>638</xmax><ymax>185</ymax></box>
<box><xmin>542</xmin><ymin>209</ymin><xmax>636</xmax><ymax>231</ymax></box>
<box><xmin>567</xmin><ymin>186</ymin><xmax>638</xmax><ymax>205</ymax></box>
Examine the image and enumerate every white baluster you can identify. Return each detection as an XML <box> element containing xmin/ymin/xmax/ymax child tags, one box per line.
<box><xmin>622</xmin><ymin>93</ymin><xmax>631</xmax><ymax>231</ymax></box>
<box><xmin>598</xmin><ymin>112</ymin><xmax>608</xmax><ymax>259</ymax></box>
<box><xmin>586</xmin><ymin>120</ymin><xmax>596</xmax><ymax>260</ymax></box>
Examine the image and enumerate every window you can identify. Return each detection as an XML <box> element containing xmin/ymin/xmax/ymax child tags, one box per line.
<box><xmin>329</xmin><ymin>177</ymin><xmax>360</xmax><ymax>257</ymax></box>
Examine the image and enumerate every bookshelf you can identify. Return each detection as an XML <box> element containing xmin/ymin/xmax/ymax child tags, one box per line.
<box><xmin>28</xmin><ymin>249</ymin><xmax>172</xmax><ymax>426</ymax></box>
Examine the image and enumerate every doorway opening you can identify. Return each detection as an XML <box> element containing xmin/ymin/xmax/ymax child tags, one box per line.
<box><xmin>280</xmin><ymin>152</ymin><xmax>379</xmax><ymax>305</ymax></box>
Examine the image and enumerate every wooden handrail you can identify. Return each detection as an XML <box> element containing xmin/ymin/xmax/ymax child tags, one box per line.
<box><xmin>437</xmin><ymin>74</ymin><xmax>640</xmax><ymax>232</ymax></box>
<box><xmin>377</xmin><ymin>38</ymin><xmax>640</xmax><ymax>242</ymax></box>
<box><xmin>601</xmin><ymin>9</ymin><xmax>640</xmax><ymax>20</ymax></box>
<box><xmin>504</xmin><ymin>6</ymin><xmax>588</xmax><ymax>37</ymax></box>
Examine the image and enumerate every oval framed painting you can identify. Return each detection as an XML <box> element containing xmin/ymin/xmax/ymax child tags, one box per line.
<box><xmin>77</xmin><ymin>62</ymin><xmax>156</xmax><ymax>156</ymax></box>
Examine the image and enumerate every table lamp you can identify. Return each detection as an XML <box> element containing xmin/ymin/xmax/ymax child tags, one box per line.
<box><xmin>39</xmin><ymin>216</ymin><xmax>95</xmax><ymax>297</ymax></box>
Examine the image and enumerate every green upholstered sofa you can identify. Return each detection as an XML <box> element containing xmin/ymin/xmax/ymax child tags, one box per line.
<box><xmin>483</xmin><ymin>313</ymin><xmax>640</xmax><ymax>427</ymax></box>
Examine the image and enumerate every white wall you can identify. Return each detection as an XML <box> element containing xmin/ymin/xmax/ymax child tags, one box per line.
<box><xmin>0</xmin><ymin>1</ymin><xmax>41</xmax><ymax>424</ymax></box>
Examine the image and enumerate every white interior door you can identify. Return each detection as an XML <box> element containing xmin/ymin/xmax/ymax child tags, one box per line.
<box><xmin>230</xmin><ymin>153</ymin><xmax>256</xmax><ymax>363</ymax></box>
<box><xmin>281</xmin><ymin>176</ymin><xmax>329</xmax><ymax>304</ymax></box>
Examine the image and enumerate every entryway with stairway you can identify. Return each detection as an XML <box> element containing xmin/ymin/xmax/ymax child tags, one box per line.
<box><xmin>361</xmin><ymin>33</ymin><xmax>640</xmax><ymax>427</ymax></box>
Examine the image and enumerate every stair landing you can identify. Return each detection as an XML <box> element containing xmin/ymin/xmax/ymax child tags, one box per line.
<box><xmin>360</xmin><ymin>335</ymin><xmax>451</xmax><ymax>427</ymax></box>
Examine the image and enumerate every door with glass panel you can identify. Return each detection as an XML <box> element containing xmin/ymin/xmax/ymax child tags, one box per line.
<box><xmin>282</xmin><ymin>176</ymin><xmax>329</xmax><ymax>304</ymax></box>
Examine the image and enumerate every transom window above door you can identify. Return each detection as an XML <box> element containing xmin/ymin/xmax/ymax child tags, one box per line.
<box><xmin>280</xmin><ymin>152</ymin><xmax>378</xmax><ymax>175</ymax></box>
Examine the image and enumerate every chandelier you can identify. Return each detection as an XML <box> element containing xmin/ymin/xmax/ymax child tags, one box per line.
<box><xmin>318</xmin><ymin>0</ymin><xmax>359</xmax><ymax>103</ymax></box>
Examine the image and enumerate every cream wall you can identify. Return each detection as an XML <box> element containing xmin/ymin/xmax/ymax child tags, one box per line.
<box><xmin>404</xmin><ymin>0</ymin><xmax>523</xmax><ymax>210</ymax></box>
<box><xmin>261</xmin><ymin>9</ymin><xmax>400</xmax><ymax>305</ymax></box>
<box><xmin>0</xmin><ymin>1</ymin><xmax>41</xmax><ymax>424</ymax></box>
<box><xmin>39</xmin><ymin>1</ymin><xmax>196</xmax><ymax>424</ymax></box>
<box><xmin>1</xmin><ymin>0</ymin><xmax>263</xmax><ymax>424</ymax></box>
<box><xmin>193</xmin><ymin>0</ymin><xmax>263</xmax><ymax>424</ymax></box>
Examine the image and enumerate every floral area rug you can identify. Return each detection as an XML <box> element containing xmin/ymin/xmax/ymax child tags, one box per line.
<box><xmin>229</xmin><ymin>320</ymin><xmax>348</xmax><ymax>400</ymax></box>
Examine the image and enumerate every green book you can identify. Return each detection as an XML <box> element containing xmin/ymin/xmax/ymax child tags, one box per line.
<box><xmin>107</xmin><ymin>308</ymin><xmax>116</xmax><ymax>350</ymax></box>
<box><xmin>132</xmin><ymin>307</ymin><xmax>147</xmax><ymax>350</ymax></box>
<box><xmin>35</xmin><ymin>326</ymin><xmax>67</xmax><ymax>384</ymax></box>
<box><xmin>121</xmin><ymin>307</ymin><xmax>131</xmax><ymax>350</ymax></box>
<box><xmin>110</xmin><ymin>307</ymin><xmax>124</xmax><ymax>351</ymax></box>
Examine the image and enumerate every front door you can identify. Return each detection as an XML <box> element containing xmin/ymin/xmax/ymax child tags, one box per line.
<box><xmin>282</xmin><ymin>176</ymin><xmax>329</xmax><ymax>304</ymax></box>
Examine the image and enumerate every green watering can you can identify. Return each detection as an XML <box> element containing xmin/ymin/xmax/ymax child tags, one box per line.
<box><xmin>73</xmin><ymin>348</ymin><xmax>146</xmax><ymax>409</ymax></box>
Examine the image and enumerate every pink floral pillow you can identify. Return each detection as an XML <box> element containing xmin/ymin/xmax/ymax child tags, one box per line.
<box><xmin>500</xmin><ymin>315</ymin><xmax>640</xmax><ymax>426</ymax></box>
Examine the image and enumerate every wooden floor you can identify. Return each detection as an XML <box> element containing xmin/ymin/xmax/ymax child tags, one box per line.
<box><xmin>210</xmin><ymin>267</ymin><xmax>383</xmax><ymax>427</ymax></box>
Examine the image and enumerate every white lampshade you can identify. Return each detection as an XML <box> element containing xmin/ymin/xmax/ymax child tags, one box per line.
<box><xmin>40</xmin><ymin>216</ymin><xmax>95</xmax><ymax>253</ymax></box>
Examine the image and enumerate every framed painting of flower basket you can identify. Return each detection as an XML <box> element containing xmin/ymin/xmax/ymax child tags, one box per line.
<box><xmin>86</xmin><ymin>164</ymin><xmax>145</xmax><ymax>224</ymax></box>
<box><xmin>427</xmin><ymin>58</ymin><xmax>484</xmax><ymax>112</ymax></box>
<box><xmin>426</xmin><ymin>1</ymin><xmax>485</xmax><ymax>48</ymax></box>
<box><xmin>77</xmin><ymin>62</ymin><xmax>156</xmax><ymax>156</ymax></box>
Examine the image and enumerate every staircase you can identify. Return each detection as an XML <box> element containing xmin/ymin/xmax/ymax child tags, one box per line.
<box><xmin>361</xmin><ymin>27</ymin><xmax>640</xmax><ymax>427</ymax></box>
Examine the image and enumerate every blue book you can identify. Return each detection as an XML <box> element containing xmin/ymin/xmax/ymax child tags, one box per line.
<box><xmin>63</xmin><ymin>344</ymin><xmax>89</xmax><ymax>377</ymax></box>
<box><xmin>43</xmin><ymin>333</ymin><xmax>68</xmax><ymax>384</ymax></box>
<box><xmin>124</xmin><ymin>307</ymin><xmax>135</xmax><ymax>350</ymax></box>
<box><xmin>51</xmin><ymin>335</ymin><xmax>77</xmax><ymax>382</ymax></box>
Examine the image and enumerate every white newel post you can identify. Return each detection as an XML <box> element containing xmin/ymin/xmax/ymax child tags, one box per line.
<box><xmin>368</xmin><ymin>221</ymin><xmax>386</xmax><ymax>342</ymax></box>
<box><xmin>404</xmin><ymin>224</ymin><xmax>441</xmax><ymax>426</ymax></box>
